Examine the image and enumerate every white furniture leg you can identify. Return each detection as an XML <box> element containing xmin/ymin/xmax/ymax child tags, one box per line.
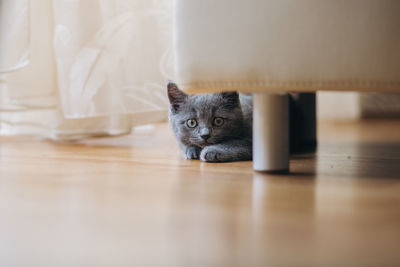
<box><xmin>253</xmin><ymin>93</ymin><xmax>289</xmax><ymax>172</ymax></box>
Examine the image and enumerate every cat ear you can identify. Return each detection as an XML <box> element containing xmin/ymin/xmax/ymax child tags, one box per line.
<box><xmin>167</xmin><ymin>81</ymin><xmax>187</xmax><ymax>112</ymax></box>
<box><xmin>220</xmin><ymin>92</ymin><xmax>239</xmax><ymax>107</ymax></box>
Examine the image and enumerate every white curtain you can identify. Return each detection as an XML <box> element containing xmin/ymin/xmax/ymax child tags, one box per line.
<box><xmin>0</xmin><ymin>0</ymin><xmax>173</xmax><ymax>139</ymax></box>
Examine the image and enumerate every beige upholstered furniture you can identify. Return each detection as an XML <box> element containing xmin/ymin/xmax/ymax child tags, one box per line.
<box><xmin>173</xmin><ymin>0</ymin><xmax>400</xmax><ymax>171</ymax></box>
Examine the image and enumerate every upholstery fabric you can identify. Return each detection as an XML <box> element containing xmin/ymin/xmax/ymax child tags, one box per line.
<box><xmin>174</xmin><ymin>0</ymin><xmax>400</xmax><ymax>93</ymax></box>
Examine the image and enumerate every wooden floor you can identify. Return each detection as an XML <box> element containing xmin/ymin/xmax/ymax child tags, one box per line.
<box><xmin>1</xmin><ymin>120</ymin><xmax>400</xmax><ymax>267</ymax></box>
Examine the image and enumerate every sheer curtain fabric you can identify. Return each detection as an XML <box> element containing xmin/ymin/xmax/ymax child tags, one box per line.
<box><xmin>0</xmin><ymin>0</ymin><xmax>172</xmax><ymax>139</ymax></box>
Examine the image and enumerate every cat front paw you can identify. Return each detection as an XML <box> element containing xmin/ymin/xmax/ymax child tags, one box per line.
<box><xmin>200</xmin><ymin>146</ymin><xmax>224</xmax><ymax>162</ymax></box>
<box><xmin>184</xmin><ymin>146</ymin><xmax>201</xmax><ymax>160</ymax></box>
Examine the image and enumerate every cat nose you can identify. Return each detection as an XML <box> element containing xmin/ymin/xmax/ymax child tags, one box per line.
<box><xmin>200</xmin><ymin>134</ymin><xmax>211</xmax><ymax>140</ymax></box>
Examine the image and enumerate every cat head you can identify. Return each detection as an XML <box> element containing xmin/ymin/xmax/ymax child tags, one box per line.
<box><xmin>167</xmin><ymin>81</ymin><xmax>244</xmax><ymax>148</ymax></box>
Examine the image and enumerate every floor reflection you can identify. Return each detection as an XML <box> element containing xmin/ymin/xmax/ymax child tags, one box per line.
<box><xmin>316</xmin><ymin>142</ymin><xmax>400</xmax><ymax>179</ymax></box>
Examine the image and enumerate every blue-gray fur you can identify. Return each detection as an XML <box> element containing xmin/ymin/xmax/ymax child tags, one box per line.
<box><xmin>167</xmin><ymin>81</ymin><xmax>252</xmax><ymax>162</ymax></box>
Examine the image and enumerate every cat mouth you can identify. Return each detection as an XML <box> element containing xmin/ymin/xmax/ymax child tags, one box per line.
<box><xmin>199</xmin><ymin>140</ymin><xmax>214</xmax><ymax>147</ymax></box>
<box><xmin>197</xmin><ymin>142</ymin><xmax>207</xmax><ymax>148</ymax></box>
<box><xmin>190</xmin><ymin>139</ymin><xmax>215</xmax><ymax>148</ymax></box>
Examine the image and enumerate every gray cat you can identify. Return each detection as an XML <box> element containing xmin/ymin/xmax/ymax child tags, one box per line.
<box><xmin>167</xmin><ymin>81</ymin><xmax>252</xmax><ymax>162</ymax></box>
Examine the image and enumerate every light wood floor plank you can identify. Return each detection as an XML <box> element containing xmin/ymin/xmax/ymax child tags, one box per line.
<box><xmin>1</xmin><ymin>120</ymin><xmax>400</xmax><ymax>266</ymax></box>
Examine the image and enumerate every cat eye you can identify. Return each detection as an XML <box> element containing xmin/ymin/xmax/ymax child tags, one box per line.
<box><xmin>186</xmin><ymin>119</ymin><xmax>198</xmax><ymax>128</ymax></box>
<box><xmin>213</xmin><ymin>117</ymin><xmax>224</xmax><ymax>127</ymax></box>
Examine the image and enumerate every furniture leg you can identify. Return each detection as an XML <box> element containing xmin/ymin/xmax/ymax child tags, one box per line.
<box><xmin>253</xmin><ymin>93</ymin><xmax>289</xmax><ymax>172</ymax></box>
